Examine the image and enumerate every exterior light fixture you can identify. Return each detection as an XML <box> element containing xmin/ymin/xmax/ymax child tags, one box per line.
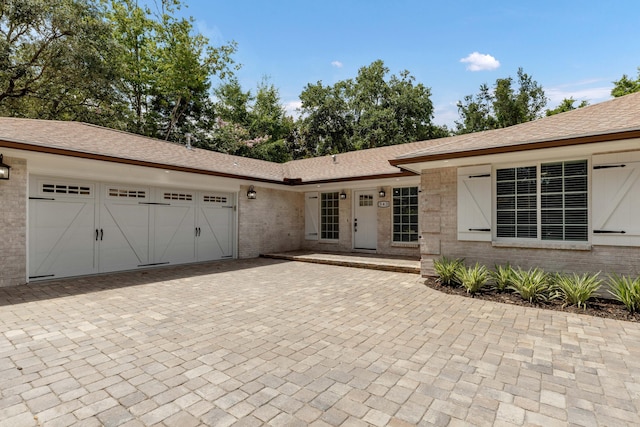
<box><xmin>247</xmin><ymin>185</ymin><xmax>257</xmax><ymax>199</ymax></box>
<box><xmin>378</xmin><ymin>188</ymin><xmax>386</xmax><ymax>198</ymax></box>
<box><xmin>0</xmin><ymin>154</ymin><xmax>10</xmax><ymax>180</ymax></box>
<box><xmin>340</xmin><ymin>191</ymin><xmax>347</xmax><ymax>200</ymax></box>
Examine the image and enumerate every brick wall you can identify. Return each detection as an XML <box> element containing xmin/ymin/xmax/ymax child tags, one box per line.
<box><xmin>301</xmin><ymin>187</ymin><xmax>420</xmax><ymax>258</ymax></box>
<box><xmin>0</xmin><ymin>156</ymin><xmax>27</xmax><ymax>287</ymax></box>
<box><xmin>419</xmin><ymin>167</ymin><xmax>640</xmax><ymax>277</ymax></box>
<box><xmin>238</xmin><ymin>185</ymin><xmax>304</xmax><ymax>258</ymax></box>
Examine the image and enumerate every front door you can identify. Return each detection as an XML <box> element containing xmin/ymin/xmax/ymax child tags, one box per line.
<box><xmin>354</xmin><ymin>190</ymin><xmax>377</xmax><ymax>250</ymax></box>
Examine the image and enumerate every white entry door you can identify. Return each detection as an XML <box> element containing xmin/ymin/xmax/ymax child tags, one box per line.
<box><xmin>354</xmin><ymin>190</ymin><xmax>377</xmax><ymax>250</ymax></box>
<box><xmin>197</xmin><ymin>193</ymin><xmax>234</xmax><ymax>261</ymax></box>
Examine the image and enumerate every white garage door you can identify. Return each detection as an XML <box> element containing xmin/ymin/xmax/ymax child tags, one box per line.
<box><xmin>28</xmin><ymin>180</ymin><xmax>97</xmax><ymax>279</ymax></box>
<box><xmin>197</xmin><ymin>193</ymin><xmax>234</xmax><ymax>261</ymax></box>
<box><xmin>29</xmin><ymin>177</ymin><xmax>235</xmax><ymax>281</ymax></box>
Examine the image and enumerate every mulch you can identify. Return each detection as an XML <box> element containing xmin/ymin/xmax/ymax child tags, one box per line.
<box><xmin>423</xmin><ymin>277</ymin><xmax>640</xmax><ymax>323</ymax></box>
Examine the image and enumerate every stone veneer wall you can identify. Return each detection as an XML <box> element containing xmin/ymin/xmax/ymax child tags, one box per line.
<box><xmin>0</xmin><ymin>156</ymin><xmax>27</xmax><ymax>287</ymax></box>
<box><xmin>420</xmin><ymin>167</ymin><xmax>640</xmax><ymax>277</ymax></box>
<box><xmin>238</xmin><ymin>185</ymin><xmax>304</xmax><ymax>258</ymax></box>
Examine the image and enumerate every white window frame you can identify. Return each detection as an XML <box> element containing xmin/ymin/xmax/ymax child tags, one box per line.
<box><xmin>392</xmin><ymin>186</ymin><xmax>419</xmax><ymax>243</ymax></box>
<box><xmin>492</xmin><ymin>157</ymin><xmax>590</xmax><ymax>245</ymax></box>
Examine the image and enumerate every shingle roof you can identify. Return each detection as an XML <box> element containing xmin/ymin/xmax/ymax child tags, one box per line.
<box><xmin>283</xmin><ymin>139</ymin><xmax>444</xmax><ymax>182</ymax></box>
<box><xmin>0</xmin><ymin>117</ymin><xmax>442</xmax><ymax>183</ymax></box>
<box><xmin>1</xmin><ymin>92</ymin><xmax>639</xmax><ymax>184</ymax></box>
<box><xmin>392</xmin><ymin>91</ymin><xmax>640</xmax><ymax>164</ymax></box>
<box><xmin>0</xmin><ymin>119</ymin><xmax>286</xmax><ymax>182</ymax></box>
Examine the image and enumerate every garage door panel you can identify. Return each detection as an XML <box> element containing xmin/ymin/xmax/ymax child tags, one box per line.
<box><xmin>197</xmin><ymin>192</ymin><xmax>234</xmax><ymax>261</ymax></box>
<box><xmin>99</xmin><ymin>203</ymin><xmax>150</xmax><ymax>271</ymax></box>
<box><xmin>29</xmin><ymin>199</ymin><xmax>96</xmax><ymax>279</ymax></box>
<box><xmin>198</xmin><ymin>206</ymin><xmax>233</xmax><ymax>260</ymax></box>
<box><xmin>153</xmin><ymin>204</ymin><xmax>196</xmax><ymax>264</ymax></box>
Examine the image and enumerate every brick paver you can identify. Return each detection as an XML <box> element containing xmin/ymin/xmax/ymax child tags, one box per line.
<box><xmin>1</xmin><ymin>258</ymin><xmax>640</xmax><ymax>426</ymax></box>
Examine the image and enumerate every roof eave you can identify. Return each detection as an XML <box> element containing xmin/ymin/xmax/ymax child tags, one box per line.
<box><xmin>293</xmin><ymin>170</ymin><xmax>417</xmax><ymax>186</ymax></box>
<box><xmin>0</xmin><ymin>139</ymin><xmax>419</xmax><ymax>185</ymax></box>
<box><xmin>389</xmin><ymin>129</ymin><xmax>640</xmax><ymax>167</ymax></box>
<box><xmin>0</xmin><ymin>139</ymin><xmax>287</xmax><ymax>185</ymax></box>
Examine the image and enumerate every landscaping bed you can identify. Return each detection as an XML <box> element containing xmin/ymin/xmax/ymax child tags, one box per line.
<box><xmin>424</xmin><ymin>276</ymin><xmax>640</xmax><ymax>322</ymax></box>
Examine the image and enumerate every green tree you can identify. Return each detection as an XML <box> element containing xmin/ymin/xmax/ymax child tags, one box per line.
<box><xmin>214</xmin><ymin>77</ymin><xmax>253</xmax><ymax>127</ymax></box>
<box><xmin>456</xmin><ymin>68</ymin><xmax>547</xmax><ymax>134</ymax></box>
<box><xmin>298</xmin><ymin>80</ymin><xmax>354</xmax><ymax>155</ymax></box>
<box><xmin>545</xmin><ymin>98</ymin><xmax>589</xmax><ymax>116</ymax></box>
<box><xmin>106</xmin><ymin>0</ymin><xmax>237</xmax><ymax>141</ymax></box>
<box><xmin>0</xmin><ymin>0</ymin><xmax>127</xmax><ymax>126</ymax></box>
<box><xmin>250</xmin><ymin>79</ymin><xmax>291</xmax><ymax>142</ymax></box>
<box><xmin>297</xmin><ymin>60</ymin><xmax>439</xmax><ymax>157</ymax></box>
<box><xmin>210</xmin><ymin>77</ymin><xmax>294</xmax><ymax>162</ymax></box>
<box><xmin>611</xmin><ymin>68</ymin><xmax>640</xmax><ymax>97</ymax></box>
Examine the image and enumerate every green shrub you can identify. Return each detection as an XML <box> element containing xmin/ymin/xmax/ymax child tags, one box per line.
<box><xmin>508</xmin><ymin>267</ymin><xmax>552</xmax><ymax>304</ymax></box>
<box><xmin>608</xmin><ymin>274</ymin><xmax>640</xmax><ymax>314</ymax></box>
<box><xmin>457</xmin><ymin>263</ymin><xmax>489</xmax><ymax>295</ymax></box>
<box><xmin>490</xmin><ymin>264</ymin><xmax>514</xmax><ymax>292</ymax></box>
<box><xmin>553</xmin><ymin>272</ymin><xmax>601</xmax><ymax>309</ymax></box>
<box><xmin>433</xmin><ymin>256</ymin><xmax>464</xmax><ymax>286</ymax></box>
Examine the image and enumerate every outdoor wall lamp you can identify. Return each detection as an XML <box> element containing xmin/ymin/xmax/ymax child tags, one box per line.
<box><xmin>340</xmin><ymin>191</ymin><xmax>347</xmax><ymax>200</ymax></box>
<box><xmin>0</xmin><ymin>154</ymin><xmax>10</xmax><ymax>180</ymax></box>
<box><xmin>378</xmin><ymin>188</ymin><xmax>386</xmax><ymax>198</ymax></box>
<box><xmin>247</xmin><ymin>185</ymin><xmax>257</xmax><ymax>199</ymax></box>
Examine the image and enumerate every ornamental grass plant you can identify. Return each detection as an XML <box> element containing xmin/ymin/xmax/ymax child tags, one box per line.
<box><xmin>508</xmin><ymin>267</ymin><xmax>552</xmax><ymax>304</ymax></box>
<box><xmin>490</xmin><ymin>264</ymin><xmax>515</xmax><ymax>292</ymax></box>
<box><xmin>553</xmin><ymin>272</ymin><xmax>602</xmax><ymax>309</ymax></box>
<box><xmin>433</xmin><ymin>256</ymin><xmax>464</xmax><ymax>286</ymax></box>
<box><xmin>608</xmin><ymin>274</ymin><xmax>640</xmax><ymax>314</ymax></box>
<box><xmin>457</xmin><ymin>262</ymin><xmax>489</xmax><ymax>295</ymax></box>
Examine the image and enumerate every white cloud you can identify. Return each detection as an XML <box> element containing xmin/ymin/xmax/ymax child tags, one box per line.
<box><xmin>460</xmin><ymin>52</ymin><xmax>500</xmax><ymax>71</ymax></box>
<box><xmin>331</xmin><ymin>60</ymin><xmax>343</xmax><ymax>68</ymax></box>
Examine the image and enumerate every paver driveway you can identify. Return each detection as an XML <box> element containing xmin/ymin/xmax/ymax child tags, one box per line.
<box><xmin>1</xmin><ymin>258</ymin><xmax>640</xmax><ymax>426</ymax></box>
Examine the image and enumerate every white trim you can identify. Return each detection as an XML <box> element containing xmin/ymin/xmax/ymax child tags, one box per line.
<box><xmin>457</xmin><ymin>165</ymin><xmax>491</xmax><ymax>242</ymax></box>
<box><xmin>304</xmin><ymin>192</ymin><xmax>319</xmax><ymax>240</ymax></box>
<box><xmin>492</xmin><ymin>241</ymin><xmax>591</xmax><ymax>251</ymax></box>
<box><xmin>592</xmin><ymin>153</ymin><xmax>640</xmax><ymax>246</ymax></box>
<box><xmin>390</xmin><ymin>185</ymin><xmax>420</xmax><ymax>244</ymax></box>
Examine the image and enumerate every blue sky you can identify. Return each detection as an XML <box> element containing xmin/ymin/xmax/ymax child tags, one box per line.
<box><xmin>179</xmin><ymin>0</ymin><xmax>640</xmax><ymax>128</ymax></box>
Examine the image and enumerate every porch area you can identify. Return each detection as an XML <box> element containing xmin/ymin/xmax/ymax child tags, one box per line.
<box><xmin>260</xmin><ymin>250</ymin><xmax>421</xmax><ymax>274</ymax></box>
